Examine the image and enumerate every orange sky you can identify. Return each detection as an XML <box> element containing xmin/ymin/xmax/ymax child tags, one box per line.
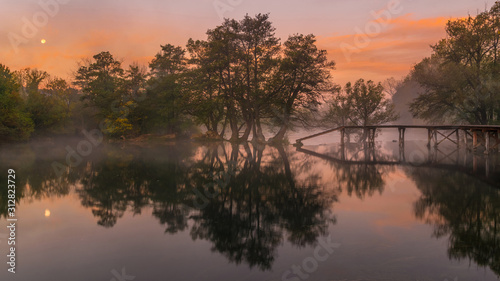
<box><xmin>0</xmin><ymin>0</ymin><xmax>487</xmax><ymax>85</ymax></box>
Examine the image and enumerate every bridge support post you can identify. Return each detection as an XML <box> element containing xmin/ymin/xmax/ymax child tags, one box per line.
<box><xmin>340</xmin><ymin>128</ymin><xmax>345</xmax><ymax>146</ymax></box>
<box><xmin>427</xmin><ymin>129</ymin><xmax>432</xmax><ymax>147</ymax></box>
<box><xmin>491</xmin><ymin>131</ymin><xmax>500</xmax><ymax>151</ymax></box>
<box><xmin>456</xmin><ymin>129</ymin><xmax>460</xmax><ymax>148</ymax></box>
<box><xmin>486</xmin><ymin>156</ymin><xmax>490</xmax><ymax>177</ymax></box>
<box><xmin>485</xmin><ymin>131</ymin><xmax>490</xmax><ymax>155</ymax></box>
<box><xmin>433</xmin><ymin>129</ymin><xmax>438</xmax><ymax>147</ymax></box>
<box><xmin>399</xmin><ymin>144</ymin><xmax>405</xmax><ymax>163</ymax></box>
<box><xmin>494</xmin><ymin>130</ymin><xmax>500</xmax><ymax>152</ymax></box>
<box><xmin>398</xmin><ymin>128</ymin><xmax>406</xmax><ymax>147</ymax></box>
<box><xmin>473</xmin><ymin>130</ymin><xmax>478</xmax><ymax>152</ymax></box>
<box><xmin>463</xmin><ymin>129</ymin><xmax>468</xmax><ymax>149</ymax></box>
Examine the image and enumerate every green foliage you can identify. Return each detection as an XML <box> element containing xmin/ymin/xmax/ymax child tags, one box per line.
<box><xmin>410</xmin><ymin>2</ymin><xmax>500</xmax><ymax>124</ymax></box>
<box><xmin>74</xmin><ymin>51</ymin><xmax>139</xmax><ymax>137</ymax></box>
<box><xmin>326</xmin><ymin>79</ymin><xmax>398</xmax><ymax>127</ymax></box>
<box><xmin>74</xmin><ymin>51</ymin><xmax>125</xmax><ymax>118</ymax></box>
<box><xmin>0</xmin><ymin>15</ymin><xmax>343</xmax><ymax>142</ymax></box>
<box><xmin>268</xmin><ymin>34</ymin><xmax>335</xmax><ymax>141</ymax></box>
<box><xmin>142</xmin><ymin>44</ymin><xmax>191</xmax><ymax>135</ymax></box>
<box><xmin>23</xmin><ymin>73</ymin><xmax>71</xmax><ymax>133</ymax></box>
<box><xmin>0</xmin><ymin>64</ymin><xmax>34</xmax><ymax>141</ymax></box>
<box><xmin>184</xmin><ymin>14</ymin><xmax>334</xmax><ymax>142</ymax></box>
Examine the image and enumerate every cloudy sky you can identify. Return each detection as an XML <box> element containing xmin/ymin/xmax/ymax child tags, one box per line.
<box><xmin>0</xmin><ymin>0</ymin><xmax>492</xmax><ymax>84</ymax></box>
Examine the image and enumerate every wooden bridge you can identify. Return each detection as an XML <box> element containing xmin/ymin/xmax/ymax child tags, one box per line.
<box><xmin>296</xmin><ymin>144</ymin><xmax>500</xmax><ymax>187</ymax></box>
<box><xmin>294</xmin><ymin>125</ymin><xmax>500</xmax><ymax>154</ymax></box>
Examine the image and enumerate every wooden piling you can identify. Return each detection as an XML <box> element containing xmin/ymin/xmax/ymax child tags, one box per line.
<box><xmin>463</xmin><ymin>129</ymin><xmax>468</xmax><ymax>149</ymax></box>
<box><xmin>473</xmin><ymin>130</ymin><xmax>478</xmax><ymax>151</ymax></box>
<box><xmin>485</xmin><ymin>131</ymin><xmax>490</xmax><ymax>155</ymax></box>
<box><xmin>294</xmin><ymin>125</ymin><xmax>500</xmax><ymax>154</ymax></box>
<box><xmin>433</xmin><ymin>130</ymin><xmax>438</xmax><ymax>147</ymax></box>
<box><xmin>427</xmin><ymin>129</ymin><xmax>432</xmax><ymax>148</ymax></box>
<box><xmin>398</xmin><ymin>128</ymin><xmax>405</xmax><ymax>147</ymax></box>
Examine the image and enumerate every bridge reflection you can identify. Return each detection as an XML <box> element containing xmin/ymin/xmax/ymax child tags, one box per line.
<box><xmin>297</xmin><ymin>141</ymin><xmax>500</xmax><ymax>188</ymax></box>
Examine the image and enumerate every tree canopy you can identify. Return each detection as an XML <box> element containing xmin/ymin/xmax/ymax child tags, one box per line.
<box><xmin>0</xmin><ymin>64</ymin><xmax>33</xmax><ymax>141</ymax></box>
<box><xmin>325</xmin><ymin>78</ymin><xmax>398</xmax><ymax>128</ymax></box>
<box><xmin>410</xmin><ymin>3</ymin><xmax>500</xmax><ymax>125</ymax></box>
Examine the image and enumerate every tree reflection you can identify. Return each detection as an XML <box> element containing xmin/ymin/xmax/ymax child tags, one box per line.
<box><xmin>188</xmin><ymin>144</ymin><xmax>336</xmax><ymax>270</ymax></box>
<box><xmin>1</xmin><ymin>140</ymin><xmax>337</xmax><ymax>270</ymax></box>
<box><xmin>299</xmin><ymin>142</ymin><xmax>394</xmax><ymax>199</ymax></box>
<box><xmin>0</xmin><ymin>143</ymin><xmax>74</xmax><ymax>218</ymax></box>
<box><xmin>76</xmin><ymin>144</ymin><xmax>194</xmax><ymax>228</ymax></box>
<box><xmin>409</xmin><ymin>167</ymin><xmax>500</xmax><ymax>276</ymax></box>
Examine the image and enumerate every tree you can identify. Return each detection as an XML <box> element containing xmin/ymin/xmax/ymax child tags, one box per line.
<box><xmin>16</xmin><ymin>67</ymin><xmax>49</xmax><ymax>96</ymax></box>
<box><xmin>268</xmin><ymin>34</ymin><xmax>335</xmax><ymax>142</ymax></box>
<box><xmin>326</xmin><ymin>79</ymin><xmax>398</xmax><ymax>129</ymax></box>
<box><xmin>74</xmin><ymin>51</ymin><xmax>125</xmax><ymax>117</ymax></box>
<box><xmin>122</xmin><ymin>63</ymin><xmax>148</xmax><ymax>134</ymax></box>
<box><xmin>238</xmin><ymin>13</ymin><xmax>281</xmax><ymax>142</ymax></box>
<box><xmin>185</xmin><ymin>38</ymin><xmax>226</xmax><ymax>135</ymax></box>
<box><xmin>74</xmin><ymin>51</ymin><xmax>138</xmax><ymax>137</ymax></box>
<box><xmin>145</xmin><ymin>44</ymin><xmax>191</xmax><ymax>135</ymax></box>
<box><xmin>186</xmin><ymin>14</ymin><xmax>335</xmax><ymax>143</ymax></box>
<box><xmin>20</xmin><ymin>69</ymin><xmax>70</xmax><ymax>134</ymax></box>
<box><xmin>410</xmin><ymin>2</ymin><xmax>500</xmax><ymax>125</ymax></box>
<box><xmin>0</xmin><ymin>64</ymin><xmax>33</xmax><ymax>141</ymax></box>
<box><xmin>45</xmin><ymin>77</ymin><xmax>75</xmax><ymax>118</ymax></box>
<box><xmin>198</xmin><ymin>16</ymin><xmax>256</xmax><ymax>141</ymax></box>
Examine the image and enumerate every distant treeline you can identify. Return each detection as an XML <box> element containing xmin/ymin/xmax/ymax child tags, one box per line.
<box><xmin>2</xmin><ymin>6</ymin><xmax>500</xmax><ymax>142</ymax></box>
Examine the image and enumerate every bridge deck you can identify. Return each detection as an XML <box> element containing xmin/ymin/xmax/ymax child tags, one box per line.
<box><xmin>295</xmin><ymin>125</ymin><xmax>500</xmax><ymax>154</ymax></box>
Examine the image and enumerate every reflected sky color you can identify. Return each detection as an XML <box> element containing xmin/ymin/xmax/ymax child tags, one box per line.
<box><xmin>0</xmin><ymin>0</ymin><xmax>491</xmax><ymax>84</ymax></box>
<box><xmin>0</xmin><ymin>138</ymin><xmax>498</xmax><ymax>281</ymax></box>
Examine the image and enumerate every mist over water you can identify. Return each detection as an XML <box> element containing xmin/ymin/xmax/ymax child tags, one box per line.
<box><xmin>0</xmin><ymin>137</ymin><xmax>498</xmax><ymax>281</ymax></box>
<box><xmin>290</xmin><ymin>127</ymin><xmax>431</xmax><ymax>145</ymax></box>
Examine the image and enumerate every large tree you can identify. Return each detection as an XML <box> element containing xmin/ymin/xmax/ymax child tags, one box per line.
<box><xmin>185</xmin><ymin>38</ymin><xmax>226</xmax><ymax>135</ymax></box>
<box><xmin>410</xmin><ymin>2</ymin><xmax>500</xmax><ymax>124</ymax></box>
<box><xmin>0</xmin><ymin>64</ymin><xmax>33</xmax><ymax>141</ymax></box>
<box><xmin>74</xmin><ymin>51</ymin><xmax>139</xmax><ymax>137</ymax></box>
<box><xmin>145</xmin><ymin>44</ymin><xmax>189</xmax><ymax>135</ymax></box>
<box><xmin>186</xmin><ymin>14</ymin><xmax>334</xmax><ymax>143</ymax></box>
<box><xmin>268</xmin><ymin>34</ymin><xmax>335</xmax><ymax>142</ymax></box>
<box><xmin>19</xmin><ymin>69</ymin><xmax>70</xmax><ymax>134</ymax></box>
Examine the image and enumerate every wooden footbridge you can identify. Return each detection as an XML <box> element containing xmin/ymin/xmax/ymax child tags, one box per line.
<box><xmin>294</xmin><ymin>125</ymin><xmax>500</xmax><ymax>154</ymax></box>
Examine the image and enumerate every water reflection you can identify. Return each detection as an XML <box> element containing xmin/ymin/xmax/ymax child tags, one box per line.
<box><xmin>0</xmin><ymin>139</ymin><xmax>499</xmax><ymax>277</ymax></box>
<box><xmin>0</xmin><ymin>141</ymin><xmax>337</xmax><ymax>271</ymax></box>
<box><xmin>299</xmin><ymin>141</ymin><xmax>500</xmax><ymax>277</ymax></box>
<box><xmin>187</xmin><ymin>144</ymin><xmax>336</xmax><ymax>269</ymax></box>
<box><xmin>409</xmin><ymin>167</ymin><xmax>500</xmax><ymax>275</ymax></box>
<box><xmin>298</xmin><ymin>142</ymin><xmax>397</xmax><ymax>199</ymax></box>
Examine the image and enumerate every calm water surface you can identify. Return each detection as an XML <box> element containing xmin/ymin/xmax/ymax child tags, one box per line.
<box><xmin>0</xmin><ymin>138</ymin><xmax>499</xmax><ymax>281</ymax></box>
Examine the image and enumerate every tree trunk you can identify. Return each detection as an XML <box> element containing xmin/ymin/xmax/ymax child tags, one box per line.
<box><xmin>269</xmin><ymin>123</ymin><xmax>287</xmax><ymax>143</ymax></box>
<box><xmin>239</xmin><ymin>119</ymin><xmax>253</xmax><ymax>141</ymax></box>
<box><xmin>229</xmin><ymin>114</ymin><xmax>239</xmax><ymax>142</ymax></box>
<box><xmin>252</xmin><ymin>115</ymin><xmax>266</xmax><ymax>143</ymax></box>
<box><xmin>269</xmin><ymin>112</ymin><xmax>290</xmax><ymax>143</ymax></box>
<box><xmin>276</xmin><ymin>145</ymin><xmax>295</xmax><ymax>189</ymax></box>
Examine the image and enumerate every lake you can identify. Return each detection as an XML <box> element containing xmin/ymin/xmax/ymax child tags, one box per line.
<box><xmin>0</xmin><ymin>136</ymin><xmax>499</xmax><ymax>281</ymax></box>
